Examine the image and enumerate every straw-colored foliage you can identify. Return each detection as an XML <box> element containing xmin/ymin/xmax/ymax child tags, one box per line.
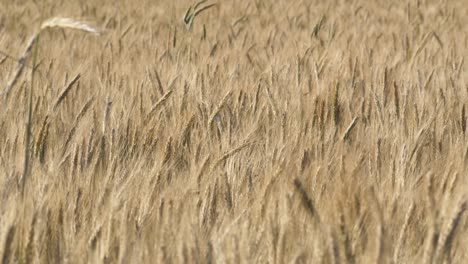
<box><xmin>0</xmin><ymin>0</ymin><xmax>467</xmax><ymax>263</ymax></box>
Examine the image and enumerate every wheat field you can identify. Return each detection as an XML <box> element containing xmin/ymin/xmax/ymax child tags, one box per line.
<box><xmin>0</xmin><ymin>0</ymin><xmax>467</xmax><ymax>263</ymax></box>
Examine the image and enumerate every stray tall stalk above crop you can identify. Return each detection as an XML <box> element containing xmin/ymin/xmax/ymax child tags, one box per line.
<box><xmin>18</xmin><ymin>17</ymin><xmax>100</xmax><ymax>196</ymax></box>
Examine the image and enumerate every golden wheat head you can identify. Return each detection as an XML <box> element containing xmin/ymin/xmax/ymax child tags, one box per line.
<box><xmin>40</xmin><ymin>17</ymin><xmax>100</xmax><ymax>35</ymax></box>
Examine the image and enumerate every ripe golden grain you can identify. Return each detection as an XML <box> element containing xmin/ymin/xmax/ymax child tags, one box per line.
<box><xmin>0</xmin><ymin>1</ymin><xmax>467</xmax><ymax>263</ymax></box>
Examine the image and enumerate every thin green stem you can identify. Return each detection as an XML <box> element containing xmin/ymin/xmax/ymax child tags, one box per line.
<box><xmin>21</xmin><ymin>35</ymin><xmax>39</xmax><ymax>196</ymax></box>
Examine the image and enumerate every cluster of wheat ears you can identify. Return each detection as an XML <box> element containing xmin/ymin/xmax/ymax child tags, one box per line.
<box><xmin>0</xmin><ymin>0</ymin><xmax>467</xmax><ymax>263</ymax></box>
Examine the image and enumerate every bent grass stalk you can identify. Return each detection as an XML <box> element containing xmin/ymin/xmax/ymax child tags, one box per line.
<box><xmin>183</xmin><ymin>0</ymin><xmax>216</xmax><ymax>29</ymax></box>
<box><xmin>19</xmin><ymin>17</ymin><xmax>99</xmax><ymax>196</ymax></box>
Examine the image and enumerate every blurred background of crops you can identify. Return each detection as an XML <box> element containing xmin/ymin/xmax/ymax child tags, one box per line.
<box><xmin>0</xmin><ymin>0</ymin><xmax>467</xmax><ymax>263</ymax></box>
